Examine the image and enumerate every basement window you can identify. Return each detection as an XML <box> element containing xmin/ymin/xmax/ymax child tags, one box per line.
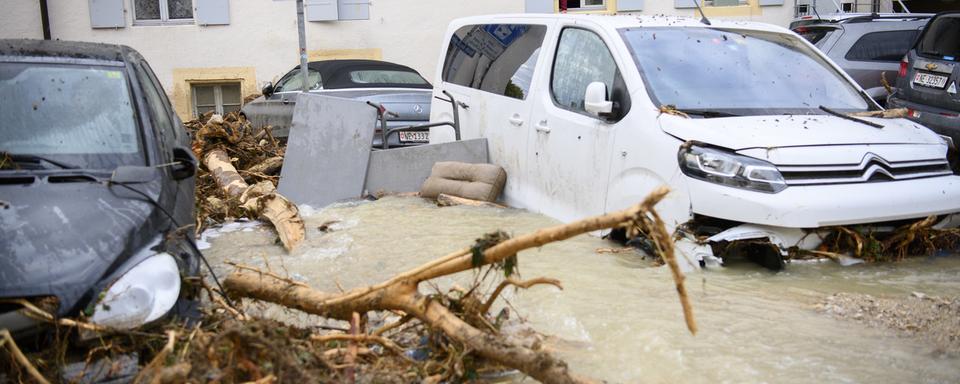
<box><xmin>560</xmin><ymin>0</ymin><xmax>606</xmax><ymax>11</ymax></box>
<box><xmin>133</xmin><ymin>0</ymin><xmax>194</xmax><ymax>25</ymax></box>
<box><xmin>192</xmin><ymin>83</ymin><xmax>241</xmax><ymax>117</ymax></box>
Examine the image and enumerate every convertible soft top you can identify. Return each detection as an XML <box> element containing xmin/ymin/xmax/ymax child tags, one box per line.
<box><xmin>304</xmin><ymin>59</ymin><xmax>432</xmax><ymax>89</ymax></box>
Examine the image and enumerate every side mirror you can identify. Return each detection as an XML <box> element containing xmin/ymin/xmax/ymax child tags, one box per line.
<box><xmin>262</xmin><ymin>82</ymin><xmax>274</xmax><ymax>98</ymax></box>
<box><xmin>171</xmin><ymin>146</ymin><xmax>197</xmax><ymax>181</ymax></box>
<box><xmin>584</xmin><ymin>81</ymin><xmax>613</xmax><ymax>117</ymax></box>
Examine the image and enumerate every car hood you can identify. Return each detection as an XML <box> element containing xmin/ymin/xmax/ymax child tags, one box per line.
<box><xmin>0</xmin><ymin>174</ymin><xmax>161</xmax><ymax>315</ymax></box>
<box><xmin>659</xmin><ymin>114</ymin><xmax>946</xmax><ymax>150</ymax></box>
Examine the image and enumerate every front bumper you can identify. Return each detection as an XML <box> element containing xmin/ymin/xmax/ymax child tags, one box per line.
<box><xmin>888</xmin><ymin>96</ymin><xmax>960</xmax><ymax>146</ymax></box>
<box><xmin>687</xmin><ymin>176</ymin><xmax>960</xmax><ymax>228</ymax></box>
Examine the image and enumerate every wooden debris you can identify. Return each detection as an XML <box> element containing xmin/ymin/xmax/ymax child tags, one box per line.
<box><xmin>436</xmin><ymin>193</ymin><xmax>506</xmax><ymax>208</ymax></box>
<box><xmin>849</xmin><ymin>108</ymin><xmax>908</xmax><ymax>119</ymax></box>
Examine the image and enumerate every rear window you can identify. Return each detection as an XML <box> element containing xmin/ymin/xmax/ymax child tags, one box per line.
<box><xmin>918</xmin><ymin>14</ymin><xmax>960</xmax><ymax>60</ymax></box>
<box><xmin>845</xmin><ymin>30</ymin><xmax>919</xmax><ymax>62</ymax></box>
<box><xmin>349</xmin><ymin>70</ymin><xmax>428</xmax><ymax>85</ymax></box>
<box><xmin>794</xmin><ymin>27</ymin><xmax>835</xmax><ymax>46</ymax></box>
<box><xmin>441</xmin><ymin>24</ymin><xmax>547</xmax><ymax>100</ymax></box>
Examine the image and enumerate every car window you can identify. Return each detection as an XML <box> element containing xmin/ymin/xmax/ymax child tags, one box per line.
<box><xmin>442</xmin><ymin>24</ymin><xmax>547</xmax><ymax>100</ymax></box>
<box><xmin>845</xmin><ymin>30</ymin><xmax>919</xmax><ymax>62</ymax></box>
<box><xmin>794</xmin><ymin>26</ymin><xmax>836</xmax><ymax>46</ymax></box>
<box><xmin>917</xmin><ymin>14</ymin><xmax>960</xmax><ymax>60</ymax></box>
<box><xmin>275</xmin><ymin>68</ymin><xmax>322</xmax><ymax>92</ymax></box>
<box><xmin>621</xmin><ymin>27</ymin><xmax>870</xmax><ymax>114</ymax></box>
<box><xmin>551</xmin><ymin>28</ymin><xmax>617</xmax><ymax>115</ymax></box>
<box><xmin>137</xmin><ymin>62</ymin><xmax>174</xmax><ymax>153</ymax></box>
<box><xmin>349</xmin><ymin>70</ymin><xmax>428</xmax><ymax>85</ymax></box>
<box><xmin>0</xmin><ymin>62</ymin><xmax>144</xmax><ymax>169</ymax></box>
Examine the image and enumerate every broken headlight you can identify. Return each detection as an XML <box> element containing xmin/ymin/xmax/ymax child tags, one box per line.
<box><xmin>90</xmin><ymin>253</ymin><xmax>181</xmax><ymax>329</ymax></box>
<box><xmin>679</xmin><ymin>145</ymin><xmax>787</xmax><ymax>193</ymax></box>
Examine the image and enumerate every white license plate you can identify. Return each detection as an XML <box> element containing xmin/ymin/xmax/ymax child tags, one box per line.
<box><xmin>398</xmin><ymin>131</ymin><xmax>429</xmax><ymax>142</ymax></box>
<box><xmin>913</xmin><ymin>72</ymin><xmax>949</xmax><ymax>88</ymax></box>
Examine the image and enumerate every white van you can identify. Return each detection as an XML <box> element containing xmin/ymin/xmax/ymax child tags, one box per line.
<box><xmin>428</xmin><ymin>14</ymin><xmax>960</xmax><ymax>269</ymax></box>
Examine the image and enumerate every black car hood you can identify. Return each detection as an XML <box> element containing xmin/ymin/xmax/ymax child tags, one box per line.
<box><xmin>0</xmin><ymin>173</ymin><xmax>162</xmax><ymax>315</ymax></box>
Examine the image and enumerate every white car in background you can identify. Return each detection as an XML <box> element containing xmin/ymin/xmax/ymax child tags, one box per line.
<box><xmin>427</xmin><ymin>14</ymin><xmax>960</xmax><ymax>270</ymax></box>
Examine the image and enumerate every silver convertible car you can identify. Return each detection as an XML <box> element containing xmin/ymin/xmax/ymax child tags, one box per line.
<box><xmin>242</xmin><ymin>59</ymin><xmax>433</xmax><ymax>148</ymax></box>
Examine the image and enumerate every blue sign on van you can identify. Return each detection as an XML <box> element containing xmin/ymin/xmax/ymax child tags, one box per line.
<box><xmin>482</xmin><ymin>24</ymin><xmax>529</xmax><ymax>46</ymax></box>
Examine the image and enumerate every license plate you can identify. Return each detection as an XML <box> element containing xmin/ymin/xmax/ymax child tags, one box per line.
<box><xmin>913</xmin><ymin>72</ymin><xmax>949</xmax><ymax>88</ymax></box>
<box><xmin>398</xmin><ymin>131</ymin><xmax>429</xmax><ymax>142</ymax></box>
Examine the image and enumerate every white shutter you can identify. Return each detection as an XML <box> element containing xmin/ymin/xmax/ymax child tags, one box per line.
<box><xmin>196</xmin><ymin>0</ymin><xmax>231</xmax><ymax>25</ymax></box>
<box><xmin>305</xmin><ymin>0</ymin><xmax>339</xmax><ymax>21</ymax></box>
<box><xmin>337</xmin><ymin>0</ymin><xmax>369</xmax><ymax>20</ymax></box>
<box><xmin>617</xmin><ymin>0</ymin><xmax>644</xmax><ymax>11</ymax></box>
<box><xmin>675</xmin><ymin>0</ymin><xmax>698</xmax><ymax>9</ymax></box>
<box><xmin>525</xmin><ymin>0</ymin><xmax>553</xmax><ymax>13</ymax></box>
<box><xmin>89</xmin><ymin>0</ymin><xmax>125</xmax><ymax>28</ymax></box>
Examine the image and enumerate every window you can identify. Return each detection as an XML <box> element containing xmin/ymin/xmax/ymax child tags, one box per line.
<box><xmin>274</xmin><ymin>69</ymin><xmax>322</xmax><ymax>93</ymax></box>
<box><xmin>137</xmin><ymin>63</ymin><xmax>175</xmax><ymax>150</ymax></box>
<box><xmin>442</xmin><ymin>24</ymin><xmax>547</xmax><ymax>100</ymax></box>
<box><xmin>560</xmin><ymin>0</ymin><xmax>606</xmax><ymax>11</ymax></box>
<box><xmin>192</xmin><ymin>83</ymin><xmax>241</xmax><ymax>117</ymax></box>
<box><xmin>551</xmin><ymin>28</ymin><xmax>617</xmax><ymax>115</ymax></box>
<box><xmin>841</xmin><ymin>2</ymin><xmax>854</xmax><ymax>12</ymax></box>
<box><xmin>845</xmin><ymin>30</ymin><xmax>919</xmax><ymax>62</ymax></box>
<box><xmin>705</xmin><ymin>0</ymin><xmax>747</xmax><ymax>6</ymax></box>
<box><xmin>134</xmin><ymin>0</ymin><xmax>193</xmax><ymax>24</ymax></box>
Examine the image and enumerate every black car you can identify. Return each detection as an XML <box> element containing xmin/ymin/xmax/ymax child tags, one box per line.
<box><xmin>242</xmin><ymin>59</ymin><xmax>434</xmax><ymax>148</ymax></box>
<box><xmin>888</xmin><ymin>11</ymin><xmax>960</xmax><ymax>147</ymax></box>
<box><xmin>0</xmin><ymin>39</ymin><xmax>199</xmax><ymax>336</ymax></box>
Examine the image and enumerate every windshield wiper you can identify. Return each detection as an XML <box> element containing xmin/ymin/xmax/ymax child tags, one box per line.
<box><xmin>0</xmin><ymin>151</ymin><xmax>80</xmax><ymax>170</ymax></box>
<box><xmin>674</xmin><ymin>109</ymin><xmax>741</xmax><ymax>118</ymax></box>
<box><xmin>818</xmin><ymin>105</ymin><xmax>883</xmax><ymax>129</ymax></box>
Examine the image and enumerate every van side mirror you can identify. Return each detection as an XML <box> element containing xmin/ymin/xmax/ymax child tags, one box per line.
<box><xmin>584</xmin><ymin>81</ymin><xmax>613</xmax><ymax>117</ymax></box>
<box><xmin>262</xmin><ymin>82</ymin><xmax>274</xmax><ymax>98</ymax></box>
<box><xmin>171</xmin><ymin>146</ymin><xmax>197</xmax><ymax>181</ymax></box>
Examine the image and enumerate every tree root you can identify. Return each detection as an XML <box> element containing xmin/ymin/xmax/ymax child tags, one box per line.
<box><xmin>1</xmin><ymin>329</ymin><xmax>51</xmax><ymax>384</ymax></box>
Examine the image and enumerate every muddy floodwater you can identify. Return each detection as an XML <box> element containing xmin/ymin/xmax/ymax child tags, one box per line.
<box><xmin>202</xmin><ymin>196</ymin><xmax>960</xmax><ymax>383</ymax></box>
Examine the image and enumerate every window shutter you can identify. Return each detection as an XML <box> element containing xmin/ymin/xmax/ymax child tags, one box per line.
<box><xmin>337</xmin><ymin>0</ymin><xmax>369</xmax><ymax>20</ymax></box>
<box><xmin>525</xmin><ymin>0</ymin><xmax>553</xmax><ymax>13</ymax></box>
<box><xmin>674</xmin><ymin>0</ymin><xmax>697</xmax><ymax>9</ymax></box>
<box><xmin>88</xmin><ymin>0</ymin><xmax>125</xmax><ymax>28</ymax></box>
<box><xmin>196</xmin><ymin>0</ymin><xmax>230</xmax><ymax>25</ymax></box>
<box><xmin>758</xmin><ymin>0</ymin><xmax>784</xmax><ymax>5</ymax></box>
<box><xmin>305</xmin><ymin>0</ymin><xmax>339</xmax><ymax>21</ymax></box>
<box><xmin>617</xmin><ymin>0</ymin><xmax>644</xmax><ymax>11</ymax></box>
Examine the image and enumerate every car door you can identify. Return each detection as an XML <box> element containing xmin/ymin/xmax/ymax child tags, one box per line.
<box><xmin>248</xmin><ymin>67</ymin><xmax>322</xmax><ymax>136</ymax></box>
<box><xmin>525</xmin><ymin>25</ymin><xmax>621</xmax><ymax>223</ymax></box>
<box><xmin>432</xmin><ymin>21</ymin><xmax>551</xmax><ymax>207</ymax></box>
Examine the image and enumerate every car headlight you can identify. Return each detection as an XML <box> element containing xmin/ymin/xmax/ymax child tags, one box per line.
<box><xmin>679</xmin><ymin>145</ymin><xmax>787</xmax><ymax>193</ymax></box>
<box><xmin>90</xmin><ymin>253</ymin><xmax>181</xmax><ymax>329</ymax></box>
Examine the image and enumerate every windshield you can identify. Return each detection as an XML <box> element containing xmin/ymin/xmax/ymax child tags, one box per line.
<box><xmin>917</xmin><ymin>14</ymin><xmax>960</xmax><ymax>60</ymax></box>
<box><xmin>0</xmin><ymin>62</ymin><xmax>142</xmax><ymax>170</ymax></box>
<box><xmin>349</xmin><ymin>70</ymin><xmax>429</xmax><ymax>85</ymax></box>
<box><xmin>620</xmin><ymin>27</ymin><xmax>870</xmax><ymax>115</ymax></box>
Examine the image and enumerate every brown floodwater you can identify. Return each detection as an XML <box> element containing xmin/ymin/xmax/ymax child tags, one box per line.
<box><xmin>201</xmin><ymin>196</ymin><xmax>960</xmax><ymax>383</ymax></box>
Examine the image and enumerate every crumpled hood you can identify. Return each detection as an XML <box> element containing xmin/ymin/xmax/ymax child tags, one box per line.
<box><xmin>659</xmin><ymin>114</ymin><xmax>946</xmax><ymax>150</ymax></box>
<box><xmin>0</xmin><ymin>175</ymin><xmax>160</xmax><ymax>315</ymax></box>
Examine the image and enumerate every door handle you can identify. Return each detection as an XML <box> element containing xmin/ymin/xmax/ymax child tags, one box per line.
<box><xmin>535</xmin><ymin>120</ymin><xmax>550</xmax><ymax>133</ymax></box>
<box><xmin>281</xmin><ymin>98</ymin><xmax>290</xmax><ymax>105</ymax></box>
<box><xmin>509</xmin><ymin>114</ymin><xmax>524</xmax><ymax>126</ymax></box>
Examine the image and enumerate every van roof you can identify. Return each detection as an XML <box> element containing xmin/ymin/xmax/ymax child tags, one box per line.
<box><xmin>448</xmin><ymin>13</ymin><xmax>791</xmax><ymax>34</ymax></box>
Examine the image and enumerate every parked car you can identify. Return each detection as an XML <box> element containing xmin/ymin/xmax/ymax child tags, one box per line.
<box><xmin>793</xmin><ymin>14</ymin><xmax>932</xmax><ymax>105</ymax></box>
<box><xmin>888</xmin><ymin>11</ymin><xmax>960</xmax><ymax>149</ymax></box>
<box><xmin>242</xmin><ymin>59</ymin><xmax>434</xmax><ymax>148</ymax></box>
<box><xmin>0</xmin><ymin>39</ymin><xmax>199</xmax><ymax>337</ymax></box>
<box><xmin>428</xmin><ymin>15</ymin><xmax>960</xmax><ymax>269</ymax></box>
<box><xmin>789</xmin><ymin>12</ymin><xmax>933</xmax><ymax>29</ymax></box>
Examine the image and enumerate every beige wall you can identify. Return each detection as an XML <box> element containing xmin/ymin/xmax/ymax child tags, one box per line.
<box><xmin>2</xmin><ymin>0</ymin><xmax>44</xmax><ymax>39</ymax></box>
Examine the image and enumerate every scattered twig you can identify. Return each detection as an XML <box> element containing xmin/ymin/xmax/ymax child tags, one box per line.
<box><xmin>480</xmin><ymin>277</ymin><xmax>563</xmax><ymax>314</ymax></box>
<box><xmin>1</xmin><ymin>329</ymin><xmax>52</xmax><ymax>384</ymax></box>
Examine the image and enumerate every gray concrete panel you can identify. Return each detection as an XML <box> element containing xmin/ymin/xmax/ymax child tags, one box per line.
<box><xmin>278</xmin><ymin>94</ymin><xmax>376</xmax><ymax>207</ymax></box>
<box><xmin>364</xmin><ymin>138</ymin><xmax>489</xmax><ymax>194</ymax></box>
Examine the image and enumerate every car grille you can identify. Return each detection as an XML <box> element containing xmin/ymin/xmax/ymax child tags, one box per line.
<box><xmin>778</xmin><ymin>155</ymin><xmax>953</xmax><ymax>186</ymax></box>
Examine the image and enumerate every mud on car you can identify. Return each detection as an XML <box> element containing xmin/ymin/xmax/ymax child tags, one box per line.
<box><xmin>0</xmin><ymin>40</ymin><xmax>200</xmax><ymax>339</ymax></box>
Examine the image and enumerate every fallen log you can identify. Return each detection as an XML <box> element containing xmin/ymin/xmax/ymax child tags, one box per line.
<box><xmin>204</xmin><ymin>149</ymin><xmax>305</xmax><ymax>252</ymax></box>
<box><xmin>225</xmin><ymin>186</ymin><xmax>692</xmax><ymax>383</ymax></box>
<box><xmin>436</xmin><ymin>193</ymin><xmax>506</xmax><ymax>208</ymax></box>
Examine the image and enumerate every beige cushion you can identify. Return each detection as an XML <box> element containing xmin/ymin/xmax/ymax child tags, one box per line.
<box><xmin>420</xmin><ymin>162</ymin><xmax>507</xmax><ymax>202</ymax></box>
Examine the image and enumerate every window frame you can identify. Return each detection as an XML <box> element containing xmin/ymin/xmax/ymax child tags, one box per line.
<box><xmin>562</xmin><ymin>0</ymin><xmax>607</xmax><ymax>11</ymax></box>
<box><xmin>191</xmin><ymin>82</ymin><xmax>242</xmax><ymax>118</ymax></box>
<box><xmin>132</xmin><ymin>0</ymin><xmax>195</xmax><ymax>26</ymax></box>
<box><xmin>548</xmin><ymin>26</ymin><xmax>622</xmax><ymax>120</ymax></box>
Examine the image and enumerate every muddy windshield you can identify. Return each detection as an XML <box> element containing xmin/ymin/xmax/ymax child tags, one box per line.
<box><xmin>620</xmin><ymin>27</ymin><xmax>871</xmax><ymax>115</ymax></box>
<box><xmin>0</xmin><ymin>62</ymin><xmax>143</xmax><ymax>170</ymax></box>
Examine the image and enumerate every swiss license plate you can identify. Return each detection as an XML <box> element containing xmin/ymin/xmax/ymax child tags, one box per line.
<box><xmin>398</xmin><ymin>131</ymin><xmax>429</xmax><ymax>142</ymax></box>
<box><xmin>913</xmin><ymin>72</ymin><xmax>949</xmax><ymax>88</ymax></box>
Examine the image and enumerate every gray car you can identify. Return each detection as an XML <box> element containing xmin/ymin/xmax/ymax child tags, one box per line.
<box><xmin>794</xmin><ymin>14</ymin><xmax>932</xmax><ymax>105</ymax></box>
<box><xmin>242</xmin><ymin>59</ymin><xmax>433</xmax><ymax>148</ymax></box>
<box><xmin>888</xmin><ymin>11</ymin><xmax>960</xmax><ymax>149</ymax></box>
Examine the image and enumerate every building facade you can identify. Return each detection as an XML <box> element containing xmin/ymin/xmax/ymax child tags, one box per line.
<box><xmin>3</xmin><ymin>0</ymin><xmax>802</xmax><ymax>120</ymax></box>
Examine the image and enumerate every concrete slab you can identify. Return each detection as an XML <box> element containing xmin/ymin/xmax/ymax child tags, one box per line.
<box><xmin>278</xmin><ymin>94</ymin><xmax>376</xmax><ymax>207</ymax></box>
<box><xmin>364</xmin><ymin>138</ymin><xmax>489</xmax><ymax>194</ymax></box>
